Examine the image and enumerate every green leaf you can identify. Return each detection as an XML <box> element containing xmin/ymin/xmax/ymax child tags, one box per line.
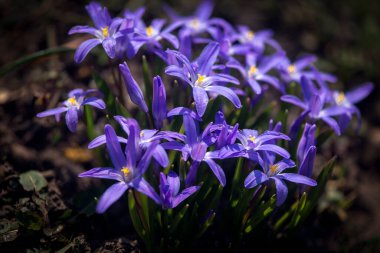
<box><xmin>245</xmin><ymin>194</ymin><xmax>276</xmax><ymax>233</ymax></box>
<box><xmin>0</xmin><ymin>47</ymin><xmax>74</xmax><ymax>78</ymax></box>
<box><xmin>301</xmin><ymin>156</ymin><xmax>336</xmax><ymax>219</ymax></box>
<box><xmin>288</xmin><ymin>192</ymin><xmax>308</xmax><ymax>228</ymax></box>
<box><xmin>169</xmin><ymin>204</ymin><xmax>189</xmax><ymax>233</ymax></box>
<box><xmin>84</xmin><ymin>105</ymin><xmax>96</xmax><ymax>140</ymax></box>
<box><xmin>230</xmin><ymin>158</ymin><xmax>244</xmax><ymax>201</ymax></box>
<box><xmin>196</xmin><ymin>212</ymin><xmax>216</xmax><ymax>239</ymax></box>
<box><xmin>19</xmin><ymin>170</ymin><xmax>47</xmax><ymax>192</ymax></box>
<box><xmin>93</xmin><ymin>72</ymin><xmax>116</xmax><ymax>115</ymax></box>
<box><xmin>115</xmin><ymin>97</ymin><xmax>131</xmax><ymax>118</ymax></box>
<box><xmin>56</xmin><ymin>242</ymin><xmax>75</xmax><ymax>253</ymax></box>
<box><xmin>128</xmin><ymin>190</ymin><xmax>146</xmax><ymax>240</ymax></box>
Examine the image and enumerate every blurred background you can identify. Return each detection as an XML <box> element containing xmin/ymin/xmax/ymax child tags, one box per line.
<box><xmin>0</xmin><ymin>0</ymin><xmax>379</xmax><ymax>252</ymax></box>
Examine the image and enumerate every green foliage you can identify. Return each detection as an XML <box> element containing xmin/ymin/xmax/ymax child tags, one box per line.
<box><xmin>19</xmin><ymin>170</ymin><xmax>47</xmax><ymax>192</ymax></box>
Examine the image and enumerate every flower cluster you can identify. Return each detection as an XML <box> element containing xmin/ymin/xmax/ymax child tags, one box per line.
<box><xmin>36</xmin><ymin>0</ymin><xmax>373</xmax><ymax>249</ymax></box>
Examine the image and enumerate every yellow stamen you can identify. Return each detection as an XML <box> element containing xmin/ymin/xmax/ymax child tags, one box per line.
<box><xmin>140</xmin><ymin>131</ymin><xmax>144</xmax><ymax>138</ymax></box>
<box><xmin>336</xmin><ymin>92</ymin><xmax>346</xmax><ymax>105</ymax></box>
<box><xmin>249</xmin><ymin>66</ymin><xmax>258</xmax><ymax>76</ymax></box>
<box><xmin>67</xmin><ymin>97</ymin><xmax>78</xmax><ymax>106</ymax></box>
<box><xmin>121</xmin><ymin>167</ymin><xmax>131</xmax><ymax>177</ymax></box>
<box><xmin>102</xmin><ymin>26</ymin><xmax>109</xmax><ymax>37</ymax></box>
<box><xmin>190</xmin><ymin>18</ymin><xmax>200</xmax><ymax>29</ymax></box>
<box><xmin>248</xmin><ymin>135</ymin><xmax>256</xmax><ymax>142</ymax></box>
<box><xmin>146</xmin><ymin>26</ymin><xmax>154</xmax><ymax>37</ymax></box>
<box><xmin>246</xmin><ymin>30</ymin><xmax>255</xmax><ymax>40</ymax></box>
<box><xmin>196</xmin><ymin>74</ymin><xmax>206</xmax><ymax>85</ymax></box>
<box><xmin>287</xmin><ymin>64</ymin><xmax>296</xmax><ymax>74</ymax></box>
<box><xmin>270</xmin><ymin>164</ymin><xmax>279</xmax><ymax>174</ymax></box>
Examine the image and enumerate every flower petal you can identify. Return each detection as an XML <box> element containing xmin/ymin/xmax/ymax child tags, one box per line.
<box><xmin>152</xmin><ymin>76</ymin><xmax>167</xmax><ymax>129</ymax></box>
<box><xmin>167</xmin><ymin>107</ymin><xmax>202</xmax><ymax>121</ymax></box>
<box><xmin>248</xmin><ymin>78</ymin><xmax>262</xmax><ymax>94</ymax></box>
<box><xmin>256</xmin><ymin>144</ymin><xmax>290</xmax><ymax>159</ymax></box>
<box><xmin>102</xmin><ymin>37</ymin><xmax>116</xmax><ymax>59</ymax></box>
<box><xmin>294</xmin><ymin>55</ymin><xmax>317</xmax><ymax>70</ymax></box>
<box><xmin>136</xmin><ymin>141</ymin><xmax>159</xmax><ymax>177</ymax></box>
<box><xmin>153</xmin><ymin>144</ymin><xmax>169</xmax><ymax>168</ymax></box>
<box><xmin>273</xmin><ymin>159</ymin><xmax>296</xmax><ymax>174</ymax></box>
<box><xmin>119</xmin><ymin>62</ymin><xmax>148</xmax><ymax>112</ymax></box>
<box><xmin>96</xmin><ymin>182</ymin><xmax>128</xmax><ymax>213</ymax></box>
<box><xmin>204</xmin><ymin>158</ymin><xmax>226</xmax><ymax>186</ymax></box>
<box><xmin>183</xmin><ymin>113</ymin><xmax>199</xmax><ymax>145</ymax></box>
<box><xmin>131</xmin><ymin>178</ymin><xmax>161</xmax><ymax>204</ymax></box>
<box><xmin>65</xmin><ymin>107</ymin><xmax>78</xmax><ymax>132</ymax></box>
<box><xmin>281</xmin><ymin>95</ymin><xmax>307</xmax><ymax>109</ymax></box>
<box><xmin>74</xmin><ymin>38</ymin><xmax>101</xmax><ymax>63</ymax></box>
<box><xmin>321</xmin><ymin>116</ymin><xmax>341</xmax><ymax>136</ymax></box>
<box><xmin>167</xmin><ymin>171</ymin><xmax>180</xmax><ymax>196</ymax></box>
<box><xmin>272</xmin><ymin>177</ymin><xmax>288</xmax><ymax>206</ymax></box>
<box><xmin>185</xmin><ymin>161</ymin><xmax>200</xmax><ymax>187</ymax></box>
<box><xmin>37</xmin><ymin>107</ymin><xmax>68</xmax><ymax>118</ymax></box>
<box><xmin>125</xmin><ymin>122</ymin><xmax>137</xmax><ymax>170</ymax></box>
<box><xmin>195</xmin><ymin>0</ymin><xmax>214</xmax><ymax>20</ymax></box>
<box><xmin>277</xmin><ymin>173</ymin><xmax>317</xmax><ymax>186</ymax></box>
<box><xmin>346</xmin><ymin>82</ymin><xmax>374</xmax><ymax>104</ymax></box>
<box><xmin>82</xmin><ymin>97</ymin><xmax>106</xmax><ymax>109</ymax></box>
<box><xmin>298</xmin><ymin>146</ymin><xmax>317</xmax><ymax>178</ymax></box>
<box><xmin>165</xmin><ymin>65</ymin><xmax>192</xmax><ymax>85</ymax></box>
<box><xmin>68</xmin><ymin>25</ymin><xmax>98</xmax><ymax>36</ymax></box>
<box><xmin>86</xmin><ymin>2</ymin><xmax>111</xmax><ymax>29</ymax></box>
<box><xmin>191</xmin><ymin>142</ymin><xmax>208</xmax><ymax>162</ymax></box>
<box><xmin>88</xmin><ymin>134</ymin><xmax>128</xmax><ymax>149</ymax></box>
<box><xmin>172</xmin><ymin>186</ymin><xmax>200</xmax><ymax>208</ymax></box>
<box><xmin>205</xmin><ymin>85</ymin><xmax>242</xmax><ymax>109</ymax></box>
<box><xmin>203</xmin><ymin>73</ymin><xmax>239</xmax><ymax>86</ymax></box>
<box><xmin>193</xmin><ymin>86</ymin><xmax>209</xmax><ymax>117</ymax></box>
<box><xmin>196</xmin><ymin>42</ymin><xmax>220</xmax><ymax>75</ymax></box>
<box><xmin>161</xmin><ymin>141</ymin><xmax>185</xmax><ymax>151</ymax></box>
<box><xmin>79</xmin><ymin>167</ymin><xmax>122</xmax><ymax>181</ymax></box>
<box><xmin>105</xmin><ymin>124</ymin><xmax>126</xmax><ymax>170</ymax></box>
<box><xmin>244</xmin><ymin>170</ymin><xmax>269</xmax><ymax>189</ymax></box>
<box><xmin>166</xmin><ymin>49</ymin><xmax>196</xmax><ymax>81</ymax></box>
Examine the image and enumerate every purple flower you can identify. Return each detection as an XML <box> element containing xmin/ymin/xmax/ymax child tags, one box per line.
<box><xmin>209</xmin><ymin>128</ymin><xmax>291</xmax><ymax>165</ymax></box>
<box><xmin>128</xmin><ymin>19</ymin><xmax>179</xmax><ymax>58</ymax></box>
<box><xmin>79</xmin><ymin>124</ymin><xmax>161</xmax><ymax>213</ymax></box>
<box><xmin>211</xmin><ymin>111</ymin><xmax>239</xmax><ymax>150</ymax></box>
<box><xmin>227</xmin><ymin>52</ymin><xmax>284</xmax><ymax>94</ymax></box>
<box><xmin>124</xmin><ymin>7</ymin><xmax>146</xmax><ymax>30</ymax></box>
<box><xmin>281</xmin><ymin>76</ymin><xmax>354</xmax><ymax>135</ymax></box>
<box><xmin>152</xmin><ymin>76</ymin><xmax>167</xmax><ymax>129</ymax></box>
<box><xmin>191</xmin><ymin>30</ymin><xmax>251</xmax><ymax>64</ymax></box>
<box><xmin>161</xmin><ymin>113</ymin><xmax>228</xmax><ymax>186</ymax></box>
<box><xmin>159</xmin><ymin>171</ymin><xmax>200</xmax><ymax>209</ymax></box>
<box><xmin>36</xmin><ymin>89</ymin><xmax>105</xmax><ymax>132</ymax></box>
<box><xmin>165</xmin><ymin>42</ymin><xmax>241</xmax><ymax>117</ymax></box>
<box><xmin>278</xmin><ymin>55</ymin><xmax>336</xmax><ymax>83</ymax></box>
<box><xmin>167</xmin><ymin>107</ymin><xmax>203</xmax><ymax>122</ymax></box>
<box><xmin>68</xmin><ymin>2</ymin><xmax>133</xmax><ymax>62</ymax></box>
<box><xmin>165</xmin><ymin>0</ymin><xmax>232</xmax><ymax>57</ymax></box>
<box><xmin>297</xmin><ymin>123</ymin><xmax>317</xmax><ymax>178</ymax></box>
<box><xmin>329</xmin><ymin>82</ymin><xmax>373</xmax><ymax>131</ymax></box>
<box><xmin>231</xmin><ymin>26</ymin><xmax>281</xmax><ymax>54</ymax></box>
<box><xmin>88</xmin><ymin>116</ymin><xmax>184</xmax><ymax>168</ymax></box>
<box><xmin>244</xmin><ymin>158</ymin><xmax>317</xmax><ymax>206</ymax></box>
<box><xmin>119</xmin><ymin>61</ymin><xmax>148</xmax><ymax>113</ymax></box>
